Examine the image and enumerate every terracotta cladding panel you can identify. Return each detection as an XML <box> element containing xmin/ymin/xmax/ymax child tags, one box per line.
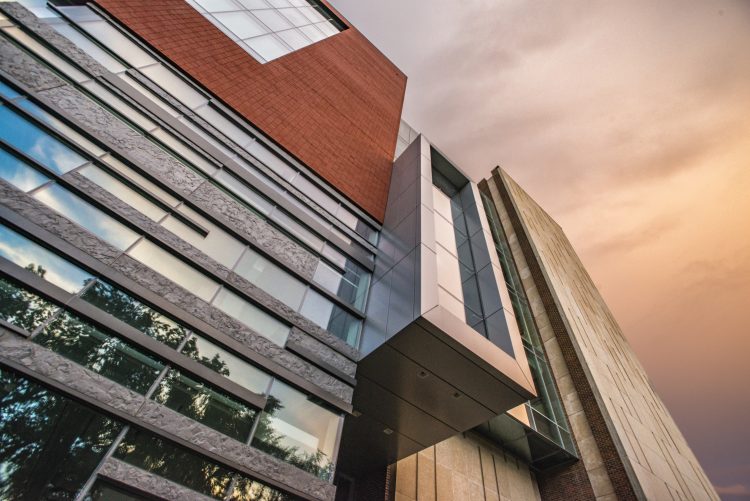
<box><xmin>94</xmin><ymin>0</ymin><xmax>406</xmax><ymax>222</ymax></box>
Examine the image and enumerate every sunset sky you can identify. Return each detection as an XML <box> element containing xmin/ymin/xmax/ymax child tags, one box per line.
<box><xmin>330</xmin><ymin>0</ymin><xmax>750</xmax><ymax>497</ymax></box>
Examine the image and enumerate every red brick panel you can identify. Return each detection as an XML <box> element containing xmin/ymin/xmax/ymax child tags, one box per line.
<box><xmin>94</xmin><ymin>0</ymin><xmax>406</xmax><ymax>222</ymax></box>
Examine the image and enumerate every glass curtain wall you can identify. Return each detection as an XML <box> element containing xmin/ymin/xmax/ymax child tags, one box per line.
<box><xmin>480</xmin><ymin>191</ymin><xmax>575</xmax><ymax>455</ymax></box>
<box><xmin>0</xmin><ymin>222</ymin><xmax>341</xmax><ymax>479</ymax></box>
<box><xmin>0</xmin><ymin>367</ymin><xmax>298</xmax><ymax>500</ymax></box>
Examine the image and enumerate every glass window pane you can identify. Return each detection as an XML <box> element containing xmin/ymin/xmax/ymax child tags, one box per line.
<box><xmin>152</xmin><ymin>369</ymin><xmax>257</xmax><ymax>441</ymax></box>
<box><xmin>0</xmin><ymin>106</ymin><xmax>87</xmax><ymax>174</ymax></box>
<box><xmin>252</xmin><ymin>9</ymin><xmax>292</xmax><ymax>31</ymax></box>
<box><xmin>229</xmin><ymin>478</ymin><xmax>294</xmax><ymax>501</ymax></box>
<box><xmin>193</xmin><ymin>104</ymin><xmax>252</xmax><ymax>146</ymax></box>
<box><xmin>79</xmin><ymin>164</ymin><xmax>168</xmax><ymax>222</ymax></box>
<box><xmin>151</xmin><ymin>128</ymin><xmax>217</xmax><ymax>176</ymax></box>
<box><xmin>313</xmin><ymin>260</ymin><xmax>368</xmax><ymax>310</ymax></box>
<box><xmin>80</xmin><ymin>280</ymin><xmax>187</xmax><ymax>348</ymax></box>
<box><xmin>299</xmin><ymin>289</ymin><xmax>360</xmax><ymax>346</ymax></box>
<box><xmin>243</xmin><ymin>140</ymin><xmax>297</xmax><ymax>181</ymax></box>
<box><xmin>16</xmin><ymin>99</ymin><xmax>106</xmax><ymax>157</ymax></box>
<box><xmin>33</xmin><ymin>183</ymin><xmax>141</xmax><ymax>251</ymax></box>
<box><xmin>194</xmin><ymin>0</ymin><xmax>239</xmax><ymax>12</ymax></box>
<box><xmin>299</xmin><ymin>23</ymin><xmax>325</xmax><ymax>42</ymax></box>
<box><xmin>215</xmin><ymin>169</ymin><xmax>273</xmax><ymax>216</ymax></box>
<box><xmin>138</xmin><ymin>64</ymin><xmax>209</xmax><ymax>109</ymax></box>
<box><xmin>277</xmin><ymin>8</ymin><xmax>310</xmax><ymax>28</ymax></box>
<box><xmin>88</xmin><ymin>480</ymin><xmax>150</xmax><ymax>501</ymax></box>
<box><xmin>0</xmin><ymin>80</ymin><xmax>21</xmax><ymax>99</ymax></box>
<box><xmin>252</xmin><ymin>380</ymin><xmax>339</xmax><ymax>480</ymax></box>
<box><xmin>0</xmin><ymin>368</ymin><xmax>123</xmax><ymax>501</ymax></box>
<box><xmin>237</xmin><ymin>0</ymin><xmax>269</xmax><ymax>8</ymax></box>
<box><xmin>51</xmin><ymin>23</ymin><xmax>127</xmax><ymax>73</ymax></box>
<box><xmin>0</xmin><ymin>277</ymin><xmax>59</xmax><ymax>332</ymax></box>
<box><xmin>298</xmin><ymin>6</ymin><xmax>326</xmax><ymax>24</ymax></box>
<box><xmin>233</xmin><ymin>249</ymin><xmax>306</xmax><ymax>310</ymax></box>
<box><xmin>244</xmin><ymin>34</ymin><xmax>290</xmax><ymax>62</ymax></box>
<box><xmin>160</xmin><ymin>205</ymin><xmax>245</xmax><ymax>268</ymax></box>
<box><xmin>34</xmin><ymin>312</ymin><xmax>165</xmax><ymax>394</ymax></box>
<box><xmin>114</xmin><ymin>428</ymin><xmax>233</xmax><ymax>499</ymax></box>
<box><xmin>315</xmin><ymin>21</ymin><xmax>337</xmax><ymax>37</ymax></box>
<box><xmin>214</xmin><ymin>11</ymin><xmax>268</xmax><ymax>39</ymax></box>
<box><xmin>100</xmin><ymin>153</ymin><xmax>180</xmax><ymax>207</ymax></box>
<box><xmin>212</xmin><ymin>288</ymin><xmax>289</xmax><ymax>346</ymax></box>
<box><xmin>127</xmin><ymin>239</ymin><xmax>220</xmax><ymax>302</ymax></box>
<box><xmin>275</xmin><ymin>28</ymin><xmax>310</xmax><ymax>50</ymax></box>
<box><xmin>77</xmin><ymin>19</ymin><xmax>156</xmax><ymax>68</ymax></box>
<box><xmin>0</xmin><ymin>223</ymin><xmax>94</xmax><ymax>293</ymax></box>
<box><xmin>271</xmin><ymin>209</ymin><xmax>324</xmax><ymax>252</ymax></box>
<box><xmin>181</xmin><ymin>334</ymin><xmax>272</xmax><ymax>394</ymax></box>
<box><xmin>0</xmin><ymin>147</ymin><xmax>50</xmax><ymax>192</ymax></box>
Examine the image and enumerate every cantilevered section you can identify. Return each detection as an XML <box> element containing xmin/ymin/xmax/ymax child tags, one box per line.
<box><xmin>338</xmin><ymin>137</ymin><xmax>536</xmax><ymax>474</ymax></box>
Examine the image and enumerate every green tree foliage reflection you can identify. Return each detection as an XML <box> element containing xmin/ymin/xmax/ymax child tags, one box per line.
<box><xmin>0</xmin><ymin>276</ymin><xmax>59</xmax><ymax>333</ymax></box>
<box><xmin>152</xmin><ymin>370</ymin><xmax>256</xmax><ymax>442</ymax></box>
<box><xmin>0</xmin><ymin>369</ymin><xmax>123</xmax><ymax>500</ymax></box>
<box><xmin>115</xmin><ymin>429</ymin><xmax>232</xmax><ymax>499</ymax></box>
<box><xmin>80</xmin><ymin>281</ymin><xmax>187</xmax><ymax>348</ymax></box>
<box><xmin>252</xmin><ymin>396</ymin><xmax>333</xmax><ymax>481</ymax></box>
<box><xmin>33</xmin><ymin>312</ymin><xmax>164</xmax><ymax>395</ymax></box>
<box><xmin>181</xmin><ymin>336</ymin><xmax>232</xmax><ymax>377</ymax></box>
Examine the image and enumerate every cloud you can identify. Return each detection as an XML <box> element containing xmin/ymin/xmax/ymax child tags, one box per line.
<box><xmin>715</xmin><ymin>484</ymin><xmax>750</xmax><ymax>496</ymax></box>
<box><xmin>581</xmin><ymin>213</ymin><xmax>681</xmax><ymax>256</ymax></box>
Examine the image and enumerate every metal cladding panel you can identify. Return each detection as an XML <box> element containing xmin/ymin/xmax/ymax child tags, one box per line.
<box><xmin>340</xmin><ymin>137</ymin><xmax>536</xmax><ymax>474</ymax></box>
<box><xmin>94</xmin><ymin>0</ymin><xmax>406</xmax><ymax>222</ymax></box>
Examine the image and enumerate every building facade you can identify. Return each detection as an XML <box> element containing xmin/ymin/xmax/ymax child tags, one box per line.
<box><xmin>0</xmin><ymin>1</ymin><xmax>716</xmax><ymax>500</ymax></box>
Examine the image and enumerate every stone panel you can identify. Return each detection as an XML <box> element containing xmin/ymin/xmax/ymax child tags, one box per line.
<box><xmin>110</xmin><ymin>254</ymin><xmax>353</xmax><ymax>403</ymax></box>
<box><xmin>98</xmin><ymin>458</ymin><xmax>216</xmax><ymax>501</ymax></box>
<box><xmin>395</xmin><ymin>434</ymin><xmax>540</xmax><ymax>501</ymax></box>
<box><xmin>135</xmin><ymin>399</ymin><xmax>335</xmax><ymax>501</ymax></box>
<box><xmin>0</xmin><ymin>180</ymin><xmax>123</xmax><ymax>265</ymax></box>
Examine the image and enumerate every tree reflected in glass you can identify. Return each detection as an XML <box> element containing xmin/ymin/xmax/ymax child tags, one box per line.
<box><xmin>114</xmin><ymin>428</ymin><xmax>232</xmax><ymax>499</ymax></box>
<box><xmin>152</xmin><ymin>369</ymin><xmax>256</xmax><ymax>442</ymax></box>
<box><xmin>33</xmin><ymin>312</ymin><xmax>164</xmax><ymax>394</ymax></box>
<box><xmin>229</xmin><ymin>477</ymin><xmax>294</xmax><ymax>501</ymax></box>
<box><xmin>80</xmin><ymin>280</ymin><xmax>187</xmax><ymax>348</ymax></box>
<box><xmin>0</xmin><ymin>274</ymin><xmax>60</xmax><ymax>333</ymax></box>
<box><xmin>251</xmin><ymin>396</ymin><xmax>334</xmax><ymax>481</ymax></box>
<box><xmin>0</xmin><ymin>368</ymin><xmax>123</xmax><ymax>500</ymax></box>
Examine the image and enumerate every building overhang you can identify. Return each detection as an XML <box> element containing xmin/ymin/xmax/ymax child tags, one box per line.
<box><xmin>338</xmin><ymin>136</ymin><xmax>536</xmax><ymax>474</ymax></box>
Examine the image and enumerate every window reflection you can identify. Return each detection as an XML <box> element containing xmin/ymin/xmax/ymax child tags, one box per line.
<box><xmin>80</xmin><ymin>280</ymin><xmax>188</xmax><ymax>348</ymax></box>
<box><xmin>0</xmin><ymin>368</ymin><xmax>123</xmax><ymax>500</ymax></box>
<box><xmin>0</xmin><ymin>223</ymin><xmax>94</xmax><ymax>293</ymax></box>
<box><xmin>152</xmin><ymin>369</ymin><xmax>257</xmax><ymax>442</ymax></box>
<box><xmin>252</xmin><ymin>380</ymin><xmax>339</xmax><ymax>480</ymax></box>
<box><xmin>79</xmin><ymin>165</ymin><xmax>168</xmax><ymax>222</ymax></box>
<box><xmin>87</xmin><ymin>480</ymin><xmax>149</xmax><ymax>501</ymax></box>
<box><xmin>0</xmin><ymin>105</ymin><xmax>87</xmax><ymax>174</ymax></box>
<box><xmin>114</xmin><ymin>428</ymin><xmax>233</xmax><ymax>499</ymax></box>
<box><xmin>212</xmin><ymin>288</ymin><xmax>289</xmax><ymax>346</ymax></box>
<box><xmin>234</xmin><ymin>248</ymin><xmax>306</xmax><ymax>310</ymax></box>
<box><xmin>34</xmin><ymin>311</ymin><xmax>165</xmax><ymax>394</ymax></box>
<box><xmin>160</xmin><ymin>204</ymin><xmax>245</xmax><ymax>268</ymax></box>
<box><xmin>0</xmin><ymin>277</ymin><xmax>60</xmax><ymax>333</ymax></box>
<box><xmin>0</xmin><ymin>147</ymin><xmax>50</xmax><ymax>192</ymax></box>
<box><xmin>33</xmin><ymin>184</ymin><xmax>141</xmax><ymax>251</ymax></box>
<box><xmin>181</xmin><ymin>334</ymin><xmax>272</xmax><ymax>395</ymax></box>
<box><xmin>126</xmin><ymin>239</ymin><xmax>220</xmax><ymax>301</ymax></box>
<box><xmin>299</xmin><ymin>289</ymin><xmax>360</xmax><ymax>346</ymax></box>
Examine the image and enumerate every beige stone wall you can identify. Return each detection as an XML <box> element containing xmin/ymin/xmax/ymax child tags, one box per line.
<box><xmin>395</xmin><ymin>434</ymin><xmax>541</xmax><ymax>501</ymax></box>
<box><xmin>499</xmin><ymin>170</ymin><xmax>718</xmax><ymax>501</ymax></box>
<box><xmin>485</xmin><ymin>177</ymin><xmax>616</xmax><ymax>500</ymax></box>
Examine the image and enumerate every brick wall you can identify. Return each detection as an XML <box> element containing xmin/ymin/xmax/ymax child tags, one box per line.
<box><xmin>94</xmin><ymin>0</ymin><xmax>406</xmax><ymax>222</ymax></box>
